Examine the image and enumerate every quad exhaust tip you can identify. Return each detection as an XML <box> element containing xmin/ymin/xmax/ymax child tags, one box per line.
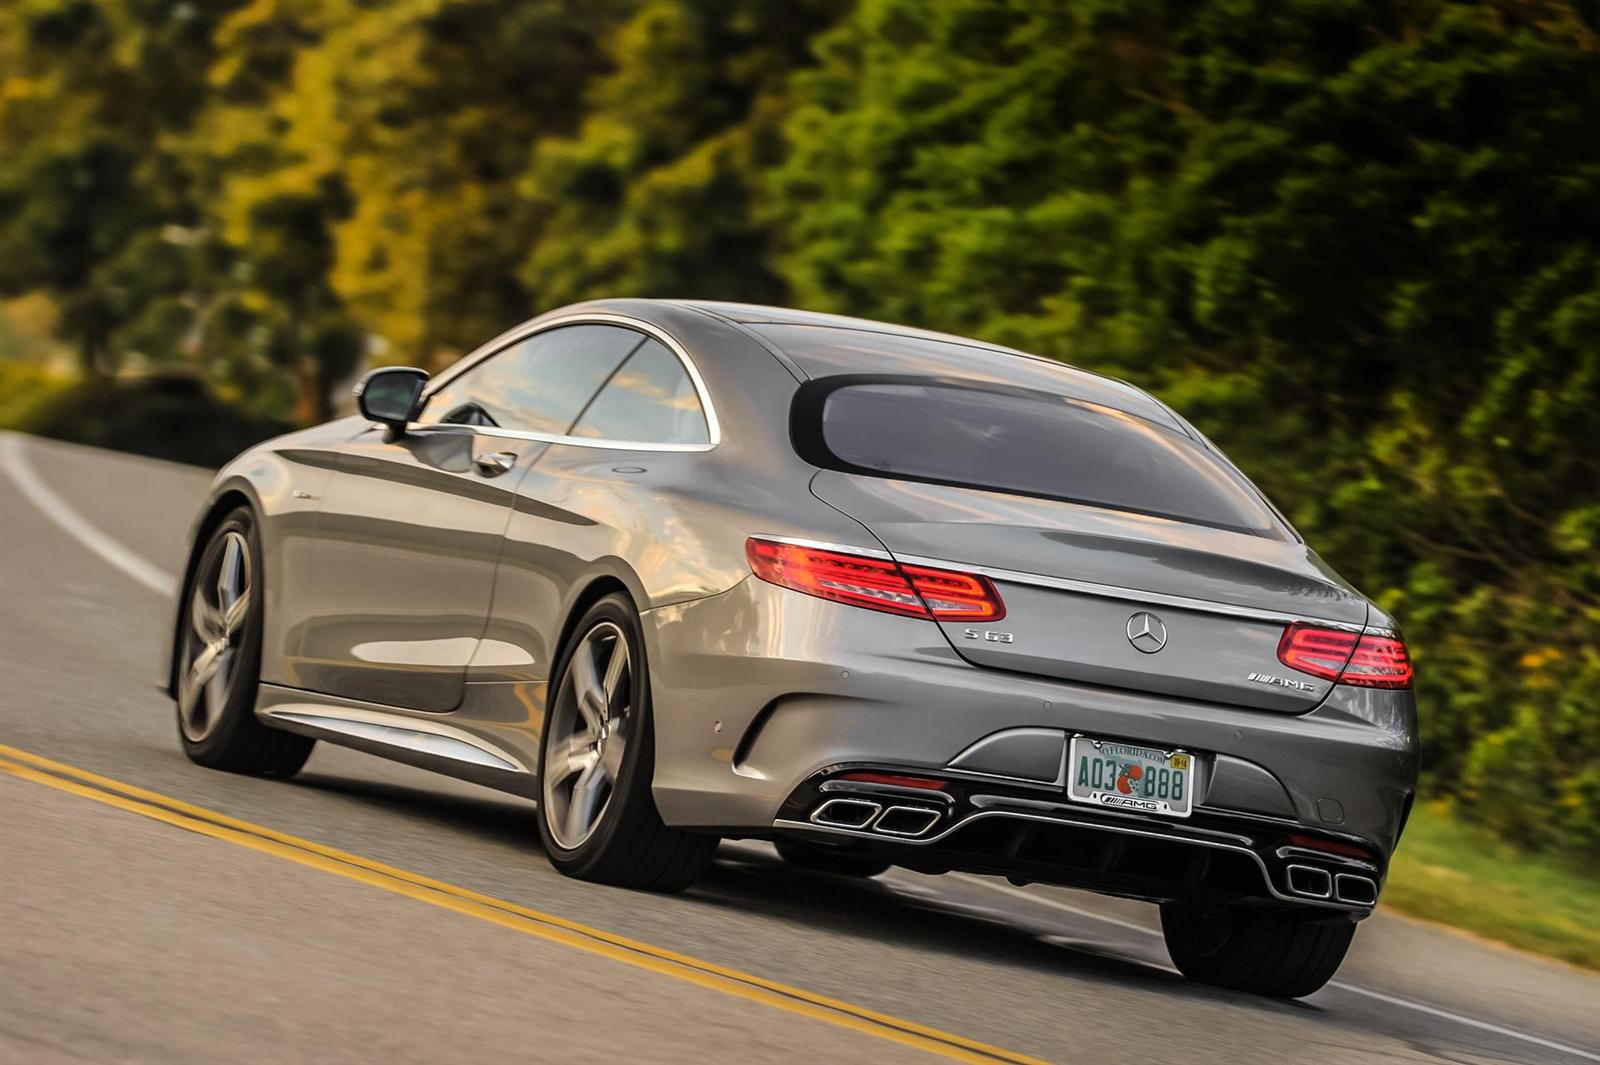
<box><xmin>873</xmin><ymin>805</ymin><xmax>942</xmax><ymax>837</ymax></box>
<box><xmin>1334</xmin><ymin>872</ymin><xmax>1378</xmax><ymax>907</ymax></box>
<box><xmin>1285</xmin><ymin>863</ymin><xmax>1333</xmax><ymax>899</ymax></box>
<box><xmin>808</xmin><ymin>798</ymin><xmax>943</xmax><ymax>837</ymax></box>
<box><xmin>810</xmin><ymin>798</ymin><xmax>881</xmax><ymax>829</ymax></box>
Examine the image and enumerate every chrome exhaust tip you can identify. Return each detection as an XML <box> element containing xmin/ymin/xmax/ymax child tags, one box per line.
<box><xmin>1285</xmin><ymin>863</ymin><xmax>1333</xmax><ymax>899</ymax></box>
<box><xmin>872</xmin><ymin>805</ymin><xmax>942</xmax><ymax>837</ymax></box>
<box><xmin>810</xmin><ymin>797</ymin><xmax>882</xmax><ymax>829</ymax></box>
<box><xmin>1334</xmin><ymin>872</ymin><xmax>1378</xmax><ymax>907</ymax></box>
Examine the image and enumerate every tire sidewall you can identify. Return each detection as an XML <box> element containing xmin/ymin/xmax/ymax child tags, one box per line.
<box><xmin>537</xmin><ymin>594</ymin><xmax>655</xmax><ymax>870</ymax></box>
<box><xmin>178</xmin><ymin>507</ymin><xmax>265</xmax><ymax>760</ymax></box>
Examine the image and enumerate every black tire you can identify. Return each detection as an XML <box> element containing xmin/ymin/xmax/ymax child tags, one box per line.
<box><xmin>536</xmin><ymin>593</ymin><xmax>717</xmax><ymax>892</ymax></box>
<box><xmin>775</xmin><ymin>839</ymin><xmax>892</xmax><ymax>878</ymax></box>
<box><xmin>176</xmin><ymin>507</ymin><xmax>314</xmax><ymax>778</ymax></box>
<box><xmin>1160</xmin><ymin>902</ymin><xmax>1356</xmax><ymax>998</ymax></box>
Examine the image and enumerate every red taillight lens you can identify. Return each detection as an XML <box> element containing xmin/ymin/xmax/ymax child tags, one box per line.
<box><xmin>1277</xmin><ymin>624</ymin><xmax>1358</xmax><ymax>681</ymax></box>
<box><xmin>1278</xmin><ymin>623</ymin><xmax>1412</xmax><ymax>689</ymax></box>
<box><xmin>1340</xmin><ymin>632</ymin><xmax>1413</xmax><ymax>688</ymax></box>
<box><xmin>745</xmin><ymin>538</ymin><xmax>926</xmax><ymax>617</ymax></box>
<box><xmin>744</xmin><ymin>538</ymin><xmax>1004</xmax><ymax>622</ymax></box>
<box><xmin>901</xmin><ymin>563</ymin><xmax>1005</xmax><ymax>621</ymax></box>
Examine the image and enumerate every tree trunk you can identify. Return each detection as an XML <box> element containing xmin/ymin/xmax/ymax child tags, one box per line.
<box><xmin>293</xmin><ymin>358</ymin><xmax>330</xmax><ymax>425</ymax></box>
<box><xmin>77</xmin><ymin>293</ymin><xmax>106</xmax><ymax>378</ymax></box>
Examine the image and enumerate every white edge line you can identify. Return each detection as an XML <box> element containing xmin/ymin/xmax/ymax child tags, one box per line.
<box><xmin>952</xmin><ymin>873</ymin><xmax>1600</xmax><ymax>1063</ymax></box>
<box><xmin>0</xmin><ymin>434</ymin><xmax>176</xmax><ymax>597</ymax></box>
<box><xmin>1324</xmin><ymin>982</ymin><xmax>1600</xmax><ymax>1063</ymax></box>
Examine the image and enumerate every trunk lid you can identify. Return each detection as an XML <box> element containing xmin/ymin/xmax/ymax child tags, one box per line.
<box><xmin>812</xmin><ymin>471</ymin><xmax>1368</xmax><ymax>712</ymax></box>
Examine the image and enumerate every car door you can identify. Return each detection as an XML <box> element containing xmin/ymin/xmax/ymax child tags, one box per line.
<box><xmin>470</xmin><ymin>333</ymin><xmax>718</xmax><ymax>687</ymax></box>
<box><xmin>297</xmin><ymin>323</ymin><xmax>648</xmax><ymax>712</ymax></box>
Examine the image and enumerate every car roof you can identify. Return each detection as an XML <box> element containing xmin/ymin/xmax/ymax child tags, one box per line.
<box><xmin>674</xmin><ymin>300</ymin><xmax>1185</xmax><ymax>434</ymax></box>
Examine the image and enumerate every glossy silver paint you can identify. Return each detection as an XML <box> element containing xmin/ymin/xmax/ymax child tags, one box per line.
<box><xmin>162</xmin><ymin>298</ymin><xmax>1419</xmax><ymax>908</ymax></box>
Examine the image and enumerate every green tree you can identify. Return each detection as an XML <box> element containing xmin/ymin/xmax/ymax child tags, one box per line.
<box><xmin>0</xmin><ymin>0</ymin><xmax>244</xmax><ymax>374</ymax></box>
<box><xmin>517</xmin><ymin>0</ymin><xmax>846</xmax><ymax>309</ymax></box>
<box><xmin>196</xmin><ymin>0</ymin><xmax>629</xmax><ymax>388</ymax></box>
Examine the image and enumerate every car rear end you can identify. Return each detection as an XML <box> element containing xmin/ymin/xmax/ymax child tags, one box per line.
<box><xmin>740</xmin><ymin>518</ymin><xmax>1417</xmax><ymax>918</ymax></box>
<box><xmin>661</xmin><ymin>323</ymin><xmax>1414</xmax><ymax>920</ymax></box>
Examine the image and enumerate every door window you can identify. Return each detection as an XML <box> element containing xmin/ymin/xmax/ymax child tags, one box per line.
<box><xmin>568</xmin><ymin>339</ymin><xmax>710</xmax><ymax>445</ymax></box>
<box><xmin>418</xmin><ymin>324</ymin><xmax>644</xmax><ymax>435</ymax></box>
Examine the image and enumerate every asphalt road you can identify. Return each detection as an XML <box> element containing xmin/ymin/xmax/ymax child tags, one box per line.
<box><xmin>2</xmin><ymin>432</ymin><xmax>1597</xmax><ymax>1065</ymax></box>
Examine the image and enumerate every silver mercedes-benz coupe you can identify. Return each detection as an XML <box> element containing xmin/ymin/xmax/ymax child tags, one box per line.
<box><xmin>163</xmin><ymin>299</ymin><xmax>1417</xmax><ymax>997</ymax></box>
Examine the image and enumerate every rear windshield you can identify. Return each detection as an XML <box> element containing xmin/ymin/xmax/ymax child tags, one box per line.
<box><xmin>809</xmin><ymin>381</ymin><xmax>1289</xmax><ymax>539</ymax></box>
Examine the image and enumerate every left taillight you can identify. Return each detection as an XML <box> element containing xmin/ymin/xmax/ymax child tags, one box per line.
<box><xmin>744</xmin><ymin>538</ymin><xmax>1004</xmax><ymax>622</ymax></box>
<box><xmin>1278</xmin><ymin>623</ymin><xmax>1413</xmax><ymax>689</ymax></box>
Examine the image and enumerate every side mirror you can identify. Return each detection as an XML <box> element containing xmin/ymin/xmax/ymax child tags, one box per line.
<box><xmin>354</xmin><ymin>367</ymin><xmax>428</xmax><ymax>435</ymax></box>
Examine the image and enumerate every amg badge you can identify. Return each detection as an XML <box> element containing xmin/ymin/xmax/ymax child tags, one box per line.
<box><xmin>1247</xmin><ymin>671</ymin><xmax>1316</xmax><ymax>692</ymax></box>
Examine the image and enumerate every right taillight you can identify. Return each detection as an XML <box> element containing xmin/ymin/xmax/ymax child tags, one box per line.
<box><xmin>1278</xmin><ymin>623</ymin><xmax>1413</xmax><ymax>689</ymax></box>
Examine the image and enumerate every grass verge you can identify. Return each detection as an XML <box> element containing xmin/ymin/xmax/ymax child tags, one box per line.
<box><xmin>1382</xmin><ymin>801</ymin><xmax>1600</xmax><ymax>970</ymax></box>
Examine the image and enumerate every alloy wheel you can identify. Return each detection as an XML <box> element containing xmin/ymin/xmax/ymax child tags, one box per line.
<box><xmin>543</xmin><ymin>620</ymin><xmax>633</xmax><ymax>850</ymax></box>
<box><xmin>178</xmin><ymin>530</ymin><xmax>252</xmax><ymax>742</ymax></box>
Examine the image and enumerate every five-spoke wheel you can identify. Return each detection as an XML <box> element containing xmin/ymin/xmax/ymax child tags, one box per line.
<box><xmin>176</xmin><ymin>507</ymin><xmax>313</xmax><ymax>777</ymax></box>
<box><xmin>542</xmin><ymin>620</ymin><xmax>633</xmax><ymax>849</ymax></box>
<box><xmin>179</xmin><ymin>529</ymin><xmax>251</xmax><ymax>742</ymax></box>
<box><xmin>536</xmin><ymin>594</ymin><xmax>716</xmax><ymax>891</ymax></box>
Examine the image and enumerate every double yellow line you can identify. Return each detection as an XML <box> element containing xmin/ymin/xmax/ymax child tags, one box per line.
<box><xmin>0</xmin><ymin>743</ymin><xmax>1048</xmax><ymax>1065</ymax></box>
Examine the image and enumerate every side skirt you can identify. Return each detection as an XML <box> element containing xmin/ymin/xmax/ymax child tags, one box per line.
<box><xmin>255</xmin><ymin>683</ymin><xmax>539</xmax><ymax>798</ymax></box>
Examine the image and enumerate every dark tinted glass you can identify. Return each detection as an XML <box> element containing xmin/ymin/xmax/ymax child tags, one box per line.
<box><xmin>570</xmin><ymin>339</ymin><xmax>709</xmax><ymax>445</ymax></box>
<box><xmin>819</xmin><ymin>383</ymin><xmax>1286</xmax><ymax>537</ymax></box>
<box><xmin>418</xmin><ymin>325</ymin><xmax>643</xmax><ymax>434</ymax></box>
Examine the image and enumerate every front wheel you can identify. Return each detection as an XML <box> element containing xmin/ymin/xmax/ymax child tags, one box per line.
<box><xmin>176</xmin><ymin>507</ymin><xmax>313</xmax><ymax>777</ymax></box>
<box><xmin>1160</xmin><ymin>902</ymin><xmax>1355</xmax><ymax>998</ymax></box>
<box><xmin>536</xmin><ymin>594</ymin><xmax>717</xmax><ymax>892</ymax></box>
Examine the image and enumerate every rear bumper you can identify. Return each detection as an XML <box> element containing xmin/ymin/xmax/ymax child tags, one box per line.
<box><xmin>773</xmin><ymin>765</ymin><xmax>1384</xmax><ymax>912</ymax></box>
<box><xmin>644</xmin><ymin>577</ymin><xmax>1417</xmax><ymax>900</ymax></box>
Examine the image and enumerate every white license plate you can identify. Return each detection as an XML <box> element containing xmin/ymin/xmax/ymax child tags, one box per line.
<box><xmin>1067</xmin><ymin>736</ymin><xmax>1194</xmax><ymax>818</ymax></box>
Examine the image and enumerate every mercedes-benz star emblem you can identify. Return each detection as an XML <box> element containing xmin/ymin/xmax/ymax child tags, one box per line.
<box><xmin>1126</xmin><ymin>612</ymin><xmax>1168</xmax><ymax>654</ymax></box>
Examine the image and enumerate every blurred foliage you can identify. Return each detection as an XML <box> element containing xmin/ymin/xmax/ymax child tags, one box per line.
<box><xmin>0</xmin><ymin>0</ymin><xmax>1596</xmax><ymax>851</ymax></box>
<box><xmin>1384</xmin><ymin>799</ymin><xmax>1600</xmax><ymax>969</ymax></box>
<box><xmin>0</xmin><ymin>358</ymin><xmax>73</xmax><ymax>429</ymax></box>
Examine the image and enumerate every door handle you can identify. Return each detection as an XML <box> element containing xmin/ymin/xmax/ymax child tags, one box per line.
<box><xmin>473</xmin><ymin>450</ymin><xmax>518</xmax><ymax>477</ymax></box>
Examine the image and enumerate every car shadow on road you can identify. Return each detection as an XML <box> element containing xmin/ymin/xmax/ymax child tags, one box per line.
<box><xmin>284</xmin><ymin>771</ymin><xmax>1318</xmax><ymax>1019</ymax></box>
<box><xmin>290</xmin><ymin>772</ymin><xmax>540</xmax><ymax>853</ymax></box>
<box><xmin>694</xmin><ymin>844</ymin><xmax>1324</xmax><ymax>1018</ymax></box>
<box><xmin>694</xmin><ymin>847</ymin><xmax>1169</xmax><ymax>985</ymax></box>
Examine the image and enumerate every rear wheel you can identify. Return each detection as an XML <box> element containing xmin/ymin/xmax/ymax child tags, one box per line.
<box><xmin>536</xmin><ymin>594</ymin><xmax>717</xmax><ymax>892</ymax></box>
<box><xmin>176</xmin><ymin>507</ymin><xmax>313</xmax><ymax>777</ymax></box>
<box><xmin>1160</xmin><ymin>902</ymin><xmax>1355</xmax><ymax>998</ymax></box>
<box><xmin>775</xmin><ymin>840</ymin><xmax>891</xmax><ymax>878</ymax></box>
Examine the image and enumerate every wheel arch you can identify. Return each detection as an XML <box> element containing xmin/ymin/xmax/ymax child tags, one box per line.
<box><xmin>548</xmin><ymin>574</ymin><xmax>637</xmax><ymax>686</ymax></box>
<box><xmin>543</xmin><ymin>570</ymin><xmax>688</xmax><ymax>772</ymax></box>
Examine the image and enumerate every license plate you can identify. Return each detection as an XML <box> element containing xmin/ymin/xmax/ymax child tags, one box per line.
<box><xmin>1067</xmin><ymin>736</ymin><xmax>1194</xmax><ymax>818</ymax></box>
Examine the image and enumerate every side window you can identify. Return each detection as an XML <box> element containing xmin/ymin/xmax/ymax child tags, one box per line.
<box><xmin>568</xmin><ymin>338</ymin><xmax>710</xmax><ymax>445</ymax></box>
<box><xmin>418</xmin><ymin>324</ymin><xmax>643</xmax><ymax>434</ymax></box>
